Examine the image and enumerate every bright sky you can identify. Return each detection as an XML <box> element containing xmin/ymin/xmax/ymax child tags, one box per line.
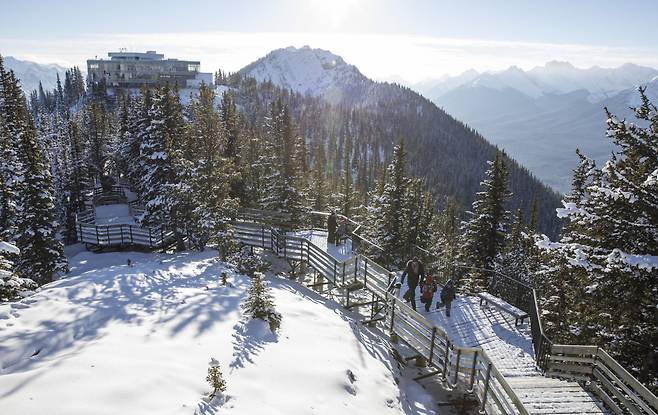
<box><xmin>2</xmin><ymin>0</ymin><xmax>658</xmax><ymax>83</ymax></box>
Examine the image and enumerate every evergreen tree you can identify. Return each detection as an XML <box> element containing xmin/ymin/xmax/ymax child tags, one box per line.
<box><xmin>12</xmin><ymin>85</ymin><xmax>67</xmax><ymax>283</ymax></box>
<box><xmin>242</xmin><ymin>272</ymin><xmax>281</xmax><ymax>333</ymax></box>
<box><xmin>431</xmin><ymin>197</ymin><xmax>461</xmax><ymax>283</ymax></box>
<box><xmin>538</xmin><ymin>89</ymin><xmax>658</xmax><ymax>386</ymax></box>
<box><xmin>460</xmin><ymin>151</ymin><xmax>512</xmax><ymax>292</ymax></box>
<box><xmin>0</xmin><ymin>56</ymin><xmax>21</xmax><ymax>241</ymax></box>
<box><xmin>370</xmin><ymin>140</ymin><xmax>409</xmax><ymax>267</ymax></box>
<box><xmin>0</xmin><ymin>240</ymin><xmax>36</xmax><ymax>302</ymax></box>
<box><xmin>139</xmin><ymin>85</ymin><xmax>188</xmax><ymax>249</ymax></box>
<box><xmin>185</xmin><ymin>84</ymin><xmax>238</xmax><ymax>253</ymax></box>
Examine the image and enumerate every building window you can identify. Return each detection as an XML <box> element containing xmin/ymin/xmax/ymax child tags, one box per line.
<box><xmin>89</xmin><ymin>63</ymin><xmax>99</xmax><ymax>69</ymax></box>
<box><xmin>187</xmin><ymin>64</ymin><xmax>200</xmax><ymax>72</ymax></box>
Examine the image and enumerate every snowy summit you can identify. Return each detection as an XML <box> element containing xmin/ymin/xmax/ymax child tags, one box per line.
<box><xmin>239</xmin><ymin>46</ymin><xmax>370</xmax><ymax>104</ymax></box>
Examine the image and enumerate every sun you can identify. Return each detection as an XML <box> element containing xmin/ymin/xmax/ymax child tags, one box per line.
<box><xmin>305</xmin><ymin>0</ymin><xmax>362</xmax><ymax>29</ymax></box>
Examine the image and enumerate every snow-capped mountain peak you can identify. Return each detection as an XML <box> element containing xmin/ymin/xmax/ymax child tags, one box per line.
<box><xmin>239</xmin><ymin>46</ymin><xmax>370</xmax><ymax>103</ymax></box>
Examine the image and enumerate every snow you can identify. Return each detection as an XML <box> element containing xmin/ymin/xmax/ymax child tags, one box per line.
<box><xmin>0</xmin><ymin>249</ymin><xmax>432</xmax><ymax>414</ymax></box>
<box><xmin>239</xmin><ymin>46</ymin><xmax>368</xmax><ymax>104</ymax></box>
<box><xmin>0</xmin><ymin>241</ymin><xmax>20</xmax><ymax>255</ymax></box>
<box><xmin>94</xmin><ymin>203</ymin><xmax>136</xmax><ymax>226</ymax></box>
<box><xmin>288</xmin><ymin>229</ymin><xmax>354</xmax><ymax>262</ymax></box>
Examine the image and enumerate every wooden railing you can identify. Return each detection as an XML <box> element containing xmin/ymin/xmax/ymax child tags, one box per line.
<box><xmin>549</xmin><ymin>345</ymin><xmax>658</xmax><ymax>415</ymax></box>
<box><xmin>75</xmin><ymin>206</ymin><xmax>174</xmax><ymax>249</ymax></box>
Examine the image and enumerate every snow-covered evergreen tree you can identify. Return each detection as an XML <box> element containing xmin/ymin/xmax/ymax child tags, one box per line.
<box><xmin>10</xmin><ymin>80</ymin><xmax>67</xmax><ymax>283</ymax></box>
<box><xmin>0</xmin><ymin>240</ymin><xmax>36</xmax><ymax>302</ymax></box>
<box><xmin>0</xmin><ymin>56</ymin><xmax>22</xmax><ymax>242</ymax></box>
<box><xmin>185</xmin><ymin>84</ymin><xmax>238</xmax><ymax>253</ymax></box>
<box><xmin>537</xmin><ymin>88</ymin><xmax>658</xmax><ymax>386</ymax></box>
<box><xmin>242</xmin><ymin>272</ymin><xmax>281</xmax><ymax>333</ymax></box>
<box><xmin>460</xmin><ymin>151</ymin><xmax>512</xmax><ymax>292</ymax></box>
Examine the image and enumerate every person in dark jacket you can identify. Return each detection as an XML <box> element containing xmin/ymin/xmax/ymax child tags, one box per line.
<box><xmin>327</xmin><ymin>211</ymin><xmax>337</xmax><ymax>245</ymax></box>
<box><xmin>400</xmin><ymin>257</ymin><xmax>425</xmax><ymax>311</ymax></box>
<box><xmin>440</xmin><ymin>279</ymin><xmax>456</xmax><ymax>317</ymax></box>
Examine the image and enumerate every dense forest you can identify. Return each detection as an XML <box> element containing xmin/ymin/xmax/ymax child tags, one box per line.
<box><xmin>0</xmin><ymin>54</ymin><xmax>656</xmax><ymax>388</ymax></box>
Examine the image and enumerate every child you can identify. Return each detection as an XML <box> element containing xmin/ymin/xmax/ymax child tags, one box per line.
<box><xmin>420</xmin><ymin>275</ymin><xmax>438</xmax><ymax>312</ymax></box>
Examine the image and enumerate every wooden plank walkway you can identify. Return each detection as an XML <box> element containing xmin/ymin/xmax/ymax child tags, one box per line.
<box><xmin>419</xmin><ymin>295</ymin><xmax>609</xmax><ymax>414</ymax></box>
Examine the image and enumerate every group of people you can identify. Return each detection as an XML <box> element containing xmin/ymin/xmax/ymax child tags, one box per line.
<box><xmin>399</xmin><ymin>256</ymin><xmax>455</xmax><ymax>316</ymax></box>
<box><xmin>326</xmin><ymin>213</ymin><xmax>455</xmax><ymax>316</ymax></box>
<box><xmin>327</xmin><ymin>211</ymin><xmax>348</xmax><ymax>246</ymax></box>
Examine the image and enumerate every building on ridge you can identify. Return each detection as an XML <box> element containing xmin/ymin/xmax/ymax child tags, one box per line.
<box><xmin>87</xmin><ymin>50</ymin><xmax>213</xmax><ymax>89</ymax></box>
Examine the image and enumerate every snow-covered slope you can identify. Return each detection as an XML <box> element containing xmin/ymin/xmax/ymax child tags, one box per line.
<box><xmin>239</xmin><ymin>46</ymin><xmax>371</xmax><ymax>104</ymax></box>
<box><xmin>3</xmin><ymin>56</ymin><xmax>66</xmax><ymax>94</ymax></box>
<box><xmin>0</xmin><ymin>249</ymin><xmax>435</xmax><ymax>414</ymax></box>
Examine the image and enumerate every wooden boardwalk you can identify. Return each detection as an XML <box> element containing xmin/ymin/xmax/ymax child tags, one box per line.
<box><xmin>419</xmin><ymin>295</ymin><xmax>609</xmax><ymax>414</ymax></box>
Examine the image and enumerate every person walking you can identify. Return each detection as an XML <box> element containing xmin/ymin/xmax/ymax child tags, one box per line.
<box><xmin>336</xmin><ymin>218</ymin><xmax>347</xmax><ymax>245</ymax></box>
<box><xmin>327</xmin><ymin>211</ymin><xmax>337</xmax><ymax>245</ymax></box>
<box><xmin>440</xmin><ymin>279</ymin><xmax>456</xmax><ymax>317</ymax></box>
<box><xmin>400</xmin><ymin>257</ymin><xmax>425</xmax><ymax>311</ymax></box>
<box><xmin>420</xmin><ymin>274</ymin><xmax>438</xmax><ymax>312</ymax></box>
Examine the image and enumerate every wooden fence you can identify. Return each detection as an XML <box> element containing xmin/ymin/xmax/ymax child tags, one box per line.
<box><xmin>76</xmin><ymin>207</ymin><xmax>174</xmax><ymax>249</ymax></box>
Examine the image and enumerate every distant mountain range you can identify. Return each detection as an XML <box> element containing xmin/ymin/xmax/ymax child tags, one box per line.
<box><xmin>414</xmin><ymin>62</ymin><xmax>658</xmax><ymax>193</ymax></box>
<box><xmin>3</xmin><ymin>56</ymin><xmax>66</xmax><ymax>95</ymax></box>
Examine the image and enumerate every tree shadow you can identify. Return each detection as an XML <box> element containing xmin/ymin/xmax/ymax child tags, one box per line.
<box><xmin>0</xmin><ymin>249</ymin><xmax>247</xmax><ymax>390</ymax></box>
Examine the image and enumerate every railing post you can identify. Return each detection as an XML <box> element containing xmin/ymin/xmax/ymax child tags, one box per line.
<box><xmin>342</xmin><ymin>262</ymin><xmax>345</xmax><ymax>285</ymax></box>
<box><xmin>333</xmin><ymin>260</ymin><xmax>337</xmax><ymax>285</ymax></box>
<box><xmin>261</xmin><ymin>225</ymin><xmax>265</xmax><ymax>248</ymax></box>
<box><xmin>442</xmin><ymin>341</ymin><xmax>450</xmax><ymax>380</ymax></box>
<box><xmin>120</xmin><ymin>226</ymin><xmax>124</xmax><ymax>245</ymax></box>
<box><xmin>469</xmin><ymin>351</ymin><xmax>478</xmax><ymax>391</ymax></box>
<box><xmin>149</xmin><ymin>228</ymin><xmax>152</xmax><ymax>247</ymax></box>
<box><xmin>364</xmin><ymin>257</ymin><xmax>369</xmax><ymax>286</ymax></box>
<box><xmin>453</xmin><ymin>349</ymin><xmax>462</xmax><ymax>385</ymax></box>
<box><xmin>388</xmin><ymin>295</ymin><xmax>396</xmax><ymax>333</ymax></box>
<box><xmin>480</xmin><ymin>363</ymin><xmax>493</xmax><ymax>412</ymax></box>
<box><xmin>428</xmin><ymin>327</ymin><xmax>437</xmax><ymax>365</ymax></box>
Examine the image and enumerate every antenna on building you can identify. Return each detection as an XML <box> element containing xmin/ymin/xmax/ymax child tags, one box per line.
<box><xmin>119</xmin><ymin>47</ymin><xmax>127</xmax><ymax>53</ymax></box>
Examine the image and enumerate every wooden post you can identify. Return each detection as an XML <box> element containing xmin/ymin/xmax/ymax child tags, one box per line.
<box><xmin>428</xmin><ymin>327</ymin><xmax>437</xmax><ymax>365</ymax></box>
<box><xmin>149</xmin><ymin>228</ymin><xmax>152</xmax><ymax>247</ymax></box>
<box><xmin>453</xmin><ymin>349</ymin><xmax>462</xmax><ymax>386</ymax></box>
<box><xmin>129</xmin><ymin>225</ymin><xmax>133</xmax><ymax>244</ymax></box>
<box><xmin>342</xmin><ymin>262</ymin><xmax>346</xmax><ymax>285</ymax></box>
<box><xmin>469</xmin><ymin>351</ymin><xmax>478</xmax><ymax>391</ymax></box>
<box><xmin>442</xmin><ymin>341</ymin><xmax>450</xmax><ymax>380</ymax></box>
<box><xmin>120</xmin><ymin>226</ymin><xmax>124</xmax><ymax>245</ymax></box>
<box><xmin>480</xmin><ymin>363</ymin><xmax>493</xmax><ymax>413</ymax></box>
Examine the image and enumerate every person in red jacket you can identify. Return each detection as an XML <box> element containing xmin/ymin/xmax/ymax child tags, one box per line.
<box><xmin>420</xmin><ymin>275</ymin><xmax>438</xmax><ymax>312</ymax></box>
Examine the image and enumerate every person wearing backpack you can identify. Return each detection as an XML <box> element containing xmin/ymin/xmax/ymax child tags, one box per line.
<box><xmin>420</xmin><ymin>275</ymin><xmax>438</xmax><ymax>312</ymax></box>
<box><xmin>439</xmin><ymin>279</ymin><xmax>456</xmax><ymax>317</ymax></box>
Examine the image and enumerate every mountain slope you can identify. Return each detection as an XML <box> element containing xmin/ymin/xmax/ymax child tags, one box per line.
<box><xmin>237</xmin><ymin>47</ymin><xmax>562</xmax><ymax>236</ymax></box>
<box><xmin>3</xmin><ymin>56</ymin><xmax>66</xmax><ymax>94</ymax></box>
